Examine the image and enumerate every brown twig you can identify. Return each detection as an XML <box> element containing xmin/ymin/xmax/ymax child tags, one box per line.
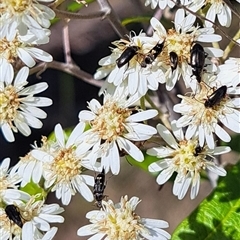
<box><xmin>29</xmin><ymin>61</ymin><xmax>104</xmax><ymax>88</ymax></box>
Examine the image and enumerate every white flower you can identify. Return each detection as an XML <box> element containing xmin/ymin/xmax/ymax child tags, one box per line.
<box><xmin>147</xmin><ymin>121</ymin><xmax>229</xmax><ymax>200</ymax></box>
<box><xmin>1</xmin><ymin>195</ymin><xmax>64</xmax><ymax>240</ymax></box>
<box><xmin>188</xmin><ymin>0</ymin><xmax>232</xmax><ymax>27</ymax></box>
<box><xmin>150</xmin><ymin>10</ymin><xmax>223</xmax><ymax>91</ymax></box>
<box><xmin>0</xmin><ymin>30</ymin><xmax>52</xmax><ymax>68</ymax></box>
<box><xmin>31</xmin><ymin>123</ymin><xmax>96</xmax><ymax>205</ymax></box>
<box><xmin>94</xmin><ymin>32</ymin><xmax>166</xmax><ymax>96</ymax></box>
<box><xmin>0</xmin><ymin>207</ymin><xmax>58</xmax><ymax>240</ymax></box>
<box><xmin>78</xmin><ymin>87</ymin><xmax>158</xmax><ymax>175</ymax></box>
<box><xmin>173</xmin><ymin>80</ymin><xmax>240</xmax><ymax>149</ymax></box>
<box><xmin>0</xmin><ymin>0</ymin><xmax>55</xmax><ymax>40</ymax></box>
<box><xmin>77</xmin><ymin>195</ymin><xmax>171</xmax><ymax>240</ymax></box>
<box><xmin>0</xmin><ymin>62</ymin><xmax>52</xmax><ymax>142</ymax></box>
<box><xmin>216</xmin><ymin>58</ymin><xmax>240</xmax><ymax>88</ymax></box>
<box><xmin>12</xmin><ymin>137</ymin><xmax>50</xmax><ymax>187</ymax></box>
<box><xmin>0</xmin><ymin>158</ymin><xmax>29</xmax><ymax>204</ymax></box>
<box><xmin>144</xmin><ymin>0</ymin><xmax>193</xmax><ymax>9</ymax></box>
<box><xmin>145</xmin><ymin>0</ymin><xmax>176</xmax><ymax>9</ymax></box>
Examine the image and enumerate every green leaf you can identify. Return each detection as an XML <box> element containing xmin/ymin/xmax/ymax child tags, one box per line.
<box><xmin>171</xmin><ymin>161</ymin><xmax>240</xmax><ymax>240</ymax></box>
<box><xmin>126</xmin><ymin>151</ymin><xmax>159</xmax><ymax>172</ymax></box>
<box><xmin>67</xmin><ymin>0</ymin><xmax>95</xmax><ymax>12</ymax></box>
<box><xmin>20</xmin><ymin>181</ymin><xmax>47</xmax><ymax>200</ymax></box>
<box><xmin>222</xmin><ymin>134</ymin><xmax>240</xmax><ymax>153</ymax></box>
<box><xmin>121</xmin><ymin>16</ymin><xmax>151</xmax><ymax>26</ymax></box>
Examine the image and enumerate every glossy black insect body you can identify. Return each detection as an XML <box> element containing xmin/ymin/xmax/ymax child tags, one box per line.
<box><xmin>140</xmin><ymin>41</ymin><xmax>165</xmax><ymax>67</ymax></box>
<box><xmin>5</xmin><ymin>205</ymin><xmax>23</xmax><ymax>228</ymax></box>
<box><xmin>169</xmin><ymin>51</ymin><xmax>178</xmax><ymax>72</ymax></box>
<box><xmin>194</xmin><ymin>145</ymin><xmax>203</xmax><ymax>156</ymax></box>
<box><xmin>116</xmin><ymin>46</ymin><xmax>140</xmax><ymax>68</ymax></box>
<box><xmin>204</xmin><ymin>85</ymin><xmax>227</xmax><ymax>108</ymax></box>
<box><xmin>190</xmin><ymin>43</ymin><xmax>207</xmax><ymax>83</ymax></box>
<box><xmin>93</xmin><ymin>168</ymin><xmax>106</xmax><ymax>208</ymax></box>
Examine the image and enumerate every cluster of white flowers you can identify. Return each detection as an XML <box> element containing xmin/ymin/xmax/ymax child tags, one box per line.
<box><xmin>1</xmin><ymin>0</ymin><xmax>239</xmax><ymax>239</ymax></box>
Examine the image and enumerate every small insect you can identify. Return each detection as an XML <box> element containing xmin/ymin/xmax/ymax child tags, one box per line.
<box><xmin>116</xmin><ymin>45</ymin><xmax>140</xmax><ymax>68</ymax></box>
<box><xmin>140</xmin><ymin>41</ymin><xmax>165</xmax><ymax>67</ymax></box>
<box><xmin>169</xmin><ymin>51</ymin><xmax>178</xmax><ymax>72</ymax></box>
<box><xmin>190</xmin><ymin>43</ymin><xmax>207</xmax><ymax>83</ymax></box>
<box><xmin>204</xmin><ymin>85</ymin><xmax>227</xmax><ymax>108</ymax></box>
<box><xmin>5</xmin><ymin>205</ymin><xmax>23</xmax><ymax>228</ymax></box>
<box><xmin>194</xmin><ymin>145</ymin><xmax>203</xmax><ymax>156</ymax></box>
<box><xmin>93</xmin><ymin>168</ymin><xmax>106</xmax><ymax>208</ymax></box>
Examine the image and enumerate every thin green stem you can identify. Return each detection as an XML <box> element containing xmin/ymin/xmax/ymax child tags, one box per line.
<box><xmin>145</xmin><ymin>93</ymin><xmax>171</xmax><ymax>129</ymax></box>
<box><xmin>144</xmin><ymin>94</ymin><xmax>160</xmax><ymax>114</ymax></box>
<box><xmin>140</xmin><ymin>96</ymin><xmax>146</xmax><ymax>110</ymax></box>
<box><xmin>222</xmin><ymin>29</ymin><xmax>240</xmax><ymax>61</ymax></box>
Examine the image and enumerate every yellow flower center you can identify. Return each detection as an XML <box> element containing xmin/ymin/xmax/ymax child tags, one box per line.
<box><xmin>91</xmin><ymin>100</ymin><xmax>132</xmax><ymax>143</ymax></box>
<box><xmin>0</xmin><ymin>37</ymin><xmax>24</xmax><ymax>63</ymax></box>
<box><xmin>178</xmin><ymin>83</ymin><xmax>229</xmax><ymax>135</ymax></box>
<box><xmin>0</xmin><ymin>85</ymin><xmax>20</xmax><ymax>130</ymax></box>
<box><xmin>97</xmin><ymin>197</ymin><xmax>145</xmax><ymax>239</ymax></box>
<box><xmin>0</xmin><ymin>0</ymin><xmax>32</xmax><ymax>14</ymax></box>
<box><xmin>172</xmin><ymin>139</ymin><xmax>206</xmax><ymax>175</ymax></box>
<box><xmin>49</xmin><ymin>147</ymin><xmax>83</xmax><ymax>183</ymax></box>
<box><xmin>160</xmin><ymin>29</ymin><xmax>196</xmax><ymax>66</ymax></box>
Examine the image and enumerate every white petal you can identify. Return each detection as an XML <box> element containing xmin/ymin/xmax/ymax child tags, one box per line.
<box><xmin>148</xmin><ymin>160</ymin><xmax>169</xmax><ymax>172</ymax></box>
<box><xmin>212</xmin><ymin>146</ymin><xmax>231</xmax><ymax>155</ymax></box>
<box><xmin>54</xmin><ymin>124</ymin><xmax>65</xmax><ymax>147</ymax></box>
<box><xmin>207</xmin><ymin>165</ymin><xmax>227</xmax><ymax>176</ymax></box>
<box><xmin>127</xmin><ymin>109</ymin><xmax>158</xmax><ymax>122</ymax></box>
<box><xmin>1</xmin><ymin>123</ymin><xmax>15</xmax><ymax>142</ymax></box>
<box><xmin>14</xmin><ymin>66</ymin><xmax>29</xmax><ymax>86</ymax></box>
<box><xmin>77</xmin><ymin>182</ymin><xmax>94</xmax><ymax>202</ymax></box>
<box><xmin>17</xmin><ymin>48</ymin><xmax>35</xmax><ymax>67</ymax></box>
<box><xmin>157</xmin><ymin>124</ymin><xmax>178</xmax><ymax>149</ymax></box>
<box><xmin>156</xmin><ymin>167</ymin><xmax>174</xmax><ymax>184</ymax></box>
<box><xmin>214</xmin><ymin>124</ymin><xmax>231</xmax><ymax>142</ymax></box>
<box><xmin>117</xmin><ymin>137</ymin><xmax>144</xmax><ymax>162</ymax></box>
<box><xmin>66</xmin><ymin>122</ymin><xmax>85</xmax><ymax>147</ymax></box>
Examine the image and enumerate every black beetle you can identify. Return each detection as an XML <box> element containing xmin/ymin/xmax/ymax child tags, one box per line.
<box><xmin>169</xmin><ymin>51</ymin><xmax>178</xmax><ymax>72</ymax></box>
<box><xmin>194</xmin><ymin>145</ymin><xmax>203</xmax><ymax>156</ymax></box>
<box><xmin>116</xmin><ymin>46</ymin><xmax>140</xmax><ymax>68</ymax></box>
<box><xmin>204</xmin><ymin>85</ymin><xmax>227</xmax><ymax>108</ymax></box>
<box><xmin>140</xmin><ymin>41</ymin><xmax>165</xmax><ymax>67</ymax></box>
<box><xmin>5</xmin><ymin>205</ymin><xmax>23</xmax><ymax>228</ymax></box>
<box><xmin>93</xmin><ymin>168</ymin><xmax>106</xmax><ymax>208</ymax></box>
<box><xmin>190</xmin><ymin>43</ymin><xmax>207</xmax><ymax>83</ymax></box>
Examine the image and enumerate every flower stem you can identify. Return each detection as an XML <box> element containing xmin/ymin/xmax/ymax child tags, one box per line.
<box><xmin>145</xmin><ymin>94</ymin><xmax>171</xmax><ymax>129</ymax></box>
<box><xmin>222</xmin><ymin>29</ymin><xmax>240</xmax><ymax>61</ymax></box>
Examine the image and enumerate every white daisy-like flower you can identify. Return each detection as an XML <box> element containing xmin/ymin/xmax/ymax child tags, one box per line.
<box><xmin>1</xmin><ymin>195</ymin><xmax>64</xmax><ymax>240</ymax></box>
<box><xmin>11</xmin><ymin>136</ymin><xmax>51</xmax><ymax>187</ymax></box>
<box><xmin>0</xmin><ymin>0</ymin><xmax>55</xmax><ymax>40</ymax></box>
<box><xmin>77</xmin><ymin>195</ymin><xmax>171</xmax><ymax>240</ymax></box>
<box><xmin>147</xmin><ymin>121</ymin><xmax>229</xmax><ymax>200</ymax></box>
<box><xmin>0</xmin><ymin>157</ymin><xmax>29</xmax><ymax>204</ymax></box>
<box><xmin>173</xmin><ymin>79</ymin><xmax>240</xmax><ymax>149</ymax></box>
<box><xmin>145</xmin><ymin>0</ymin><xmax>177</xmax><ymax>9</ymax></box>
<box><xmin>0</xmin><ymin>62</ymin><xmax>52</xmax><ymax>142</ymax></box>
<box><xmin>0</xmin><ymin>205</ymin><xmax>58</xmax><ymax>240</ymax></box>
<box><xmin>188</xmin><ymin>0</ymin><xmax>233</xmax><ymax>27</ymax></box>
<box><xmin>145</xmin><ymin>0</ymin><xmax>195</xmax><ymax>9</ymax></box>
<box><xmin>150</xmin><ymin>10</ymin><xmax>223</xmax><ymax>91</ymax></box>
<box><xmin>31</xmin><ymin>123</ymin><xmax>96</xmax><ymax>205</ymax></box>
<box><xmin>78</xmin><ymin>87</ymin><xmax>158</xmax><ymax>175</ymax></box>
<box><xmin>216</xmin><ymin>57</ymin><xmax>240</xmax><ymax>88</ymax></box>
<box><xmin>94</xmin><ymin>32</ymin><xmax>166</xmax><ymax>96</ymax></box>
<box><xmin>0</xmin><ymin>30</ymin><xmax>52</xmax><ymax>68</ymax></box>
